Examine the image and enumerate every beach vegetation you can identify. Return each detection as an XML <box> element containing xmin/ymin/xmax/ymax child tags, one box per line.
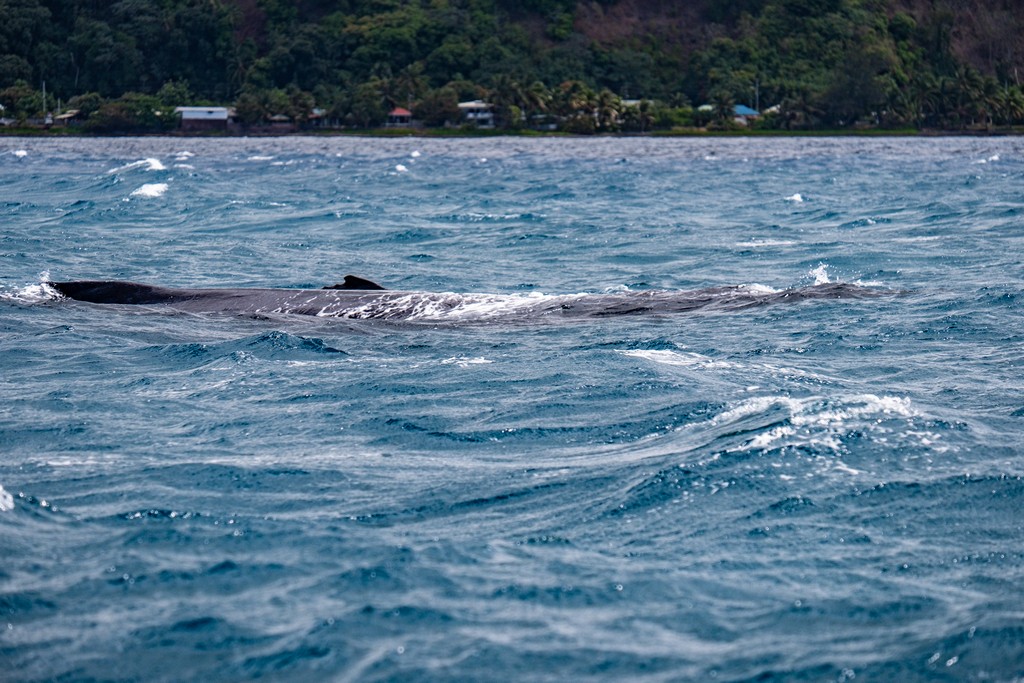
<box><xmin>2</xmin><ymin>0</ymin><xmax>1023</xmax><ymax>134</ymax></box>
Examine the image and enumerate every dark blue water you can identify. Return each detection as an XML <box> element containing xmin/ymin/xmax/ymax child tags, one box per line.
<box><xmin>2</xmin><ymin>136</ymin><xmax>1023</xmax><ymax>682</ymax></box>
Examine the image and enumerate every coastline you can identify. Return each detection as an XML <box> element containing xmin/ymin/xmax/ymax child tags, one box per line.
<box><xmin>2</xmin><ymin>126</ymin><xmax>1022</xmax><ymax>139</ymax></box>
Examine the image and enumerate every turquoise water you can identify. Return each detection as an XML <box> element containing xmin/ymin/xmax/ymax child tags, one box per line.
<box><xmin>1</xmin><ymin>136</ymin><xmax>1023</xmax><ymax>681</ymax></box>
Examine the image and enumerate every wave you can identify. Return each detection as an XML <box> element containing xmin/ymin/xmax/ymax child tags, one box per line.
<box><xmin>0</xmin><ymin>484</ymin><xmax>13</xmax><ymax>512</ymax></box>
<box><xmin>708</xmin><ymin>393</ymin><xmax>923</xmax><ymax>459</ymax></box>
<box><xmin>108</xmin><ymin>158</ymin><xmax>167</xmax><ymax>173</ymax></box>
<box><xmin>129</xmin><ymin>183</ymin><xmax>168</xmax><ymax>198</ymax></box>
<box><xmin>142</xmin><ymin>331</ymin><xmax>348</xmax><ymax>366</ymax></box>
<box><xmin>0</xmin><ymin>276</ymin><xmax>60</xmax><ymax>304</ymax></box>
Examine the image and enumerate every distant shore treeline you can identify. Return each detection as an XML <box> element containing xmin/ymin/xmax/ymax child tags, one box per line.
<box><xmin>2</xmin><ymin>0</ymin><xmax>1024</xmax><ymax>134</ymax></box>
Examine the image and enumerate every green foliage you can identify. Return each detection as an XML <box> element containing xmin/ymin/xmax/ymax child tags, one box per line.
<box><xmin>156</xmin><ymin>80</ymin><xmax>192</xmax><ymax>107</ymax></box>
<box><xmin>66</xmin><ymin>92</ymin><xmax>104</xmax><ymax>118</ymax></box>
<box><xmin>0</xmin><ymin>54</ymin><xmax>32</xmax><ymax>88</ymax></box>
<box><xmin>0</xmin><ymin>80</ymin><xmax>41</xmax><ymax>120</ymax></box>
<box><xmin>349</xmin><ymin>79</ymin><xmax>388</xmax><ymax>128</ymax></box>
<box><xmin>84</xmin><ymin>93</ymin><xmax>175</xmax><ymax>133</ymax></box>
<box><xmin>413</xmin><ymin>86</ymin><xmax>461</xmax><ymax>127</ymax></box>
<box><xmin>3</xmin><ymin>0</ymin><xmax>1023</xmax><ymax>133</ymax></box>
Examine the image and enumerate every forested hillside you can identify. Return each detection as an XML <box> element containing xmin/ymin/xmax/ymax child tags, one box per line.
<box><xmin>2</xmin><ymin>0</ymin><xmax>1023</xmax><ymax>132</ymax></box>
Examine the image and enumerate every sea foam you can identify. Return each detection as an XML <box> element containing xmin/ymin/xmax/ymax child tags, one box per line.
<box><xmin>108</xmin><ymin>158</ymin><xmax>166</xmax><ymax>173</ymax></box>
<box><xmin>0</xmin><ymin>484</ymin><xmax>13</xmax><ymax>512</ymax></box>
<box><xmin>130</xmin><ymin>183</ymin><xmax>169</xmax><ymax>198</ymax></box>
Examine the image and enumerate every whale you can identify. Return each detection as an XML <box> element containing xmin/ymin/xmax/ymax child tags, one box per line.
<box><xmin>46</xmin><ymin>276</ymin><xmax>888</xmax><ymax>323</ymax></box>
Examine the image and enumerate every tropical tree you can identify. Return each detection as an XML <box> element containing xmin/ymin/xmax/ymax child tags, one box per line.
<box><xmin>391</xmin><ymin>62</ymin><xmax>429</xmax><ymax>109</ymax></box>
<box><xmin>233</xmin><ymin>91</ymin><xmax>265</xmax><ymax>126</ymax></box>
<box><xmin>155</xmin><ymin>80</ymin><xmax>192</xmax><ymax>106</ymax></box>
<box><xmin>487</xmin><ymin>74</ymin><xmax>526</xmax><ymax>128</ymax></box>
<box><xmin>621</xmin><ymin>99</ymin><xmax>656</xmax><ymax>132</ymax></box>
<box><xmin>285</xmin><ymin>85</ymin><xmax>316</xmax><ymax>125</ymax></box>
<box><xmin>709</xmin><ymin>88</ymin><xmax>736</xmax><ymax>127</ymax></box>
<box><xmin>349</xmin><ymin>78</ymin><xmax>388</xmax><ymax>128</ymax></box>
<box><xmin>997</xmin><ymin>85</ymin><xmax>1024</xmax><ymax>125</ymax></box>
<box><xmin>522</xmin><ymin>80</ymin><xmax>552</xmax><ymax>120</ymax></box>
<box><xmin>595</xmin><ymin>88</ymin><xmax>621</xmax><ymax>131</ymax></box>
<box><xmin>414</xmin><ymin>85</ymin><xmax>461</xmax><ymax>127</ymax></box>
<box><xmin>84</xmin><ymin>92</ymin><xmax>175</xmax><ymax>133</ymax></box>
<box><xmin>779</xmin><ymin>91</ymin><xmax>821</xmax><ymax>130</ymax></box>
<box><xmin>66</xmin><ymin>92</ymin><xmax>104</xmax><ymax>119</ymax></box>
<box><xmin>555</xmin><ymin>80</ymin><xmax>597</xmax><ymax>133</ymax></box>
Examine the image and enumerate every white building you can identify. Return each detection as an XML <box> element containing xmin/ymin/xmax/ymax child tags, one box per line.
<box><xmin>174</xmin><ymin>106</ymin><xmax>232</xmax><ymax>131</ymax></box>
<box><xmin>458</xmin><ymin>100</ymin><xmax>494</xmax><ymax>128</ymax></box>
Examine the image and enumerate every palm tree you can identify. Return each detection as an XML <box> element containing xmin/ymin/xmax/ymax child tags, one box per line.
<box><xmin>953</xmin><ymin>65</ymin><xmax>983</xmax><ymax>128</ymax></box>
<box><xmin>621</xmin><ymin>99</ymin><xmax>655</xmax><ymax>132</ymax></box>
<box><xmin>1002</xmin><ymin>85</ymin><xmax>1024</xmax><ymax>125</ymax></box>
<box><xmin>710</xmin><ymin>88</ymin><xmax>735</xmax><ymax>127</ymax></box>
<box><xmin>488</xmin><ymin>74</ymin><xmax>527</xmax><ymax>128</ymax></box>
<box><xmin>780</xmin><ymin>91</ymin><xmax>821</xmax><ymax>130</ymax></box>
<box><xmin>522</xmin><ymin>80</ymin><xmax>551</xmax><ymax>120</ymax></box>
<box><xmin>595</xmin><ymin>88</ymin><xmax>622</xmax><ymax>131</ymax></box>
<box><xmin>553</xmin><ymin>80</ymin><xmax>592</xmax><ymax>117</ymax></box>
<box><xmin>392</xmin><ymin>63</ymin><xmax>428</xmax><ymax>109</ymax></box>
<box><xmin>932</xmin><ymin>74</ymin><xmax>957</xmax><ymax>128</ymax></box>
<box><xmin>560</xmin><ymin>80</ymin><xmax>597</xmax><ymax>133</ymax></box>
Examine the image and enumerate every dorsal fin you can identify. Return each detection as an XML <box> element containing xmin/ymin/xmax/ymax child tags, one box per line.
<box><xmin>322</xmin><ymin>275</ymin><xmax>386</xmax><ymax>291</ymax></box>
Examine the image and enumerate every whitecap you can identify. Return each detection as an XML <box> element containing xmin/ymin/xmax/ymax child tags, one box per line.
<box><xmin>740</xmin><ymin>283</ymin><xmax>781</xmax><ymax>294</ymax></box>
<box><xmin>713</xmin><ymin>395</ymin><xmax>806</xmax><ymax>426</ymax></box>
<box><xmin>715</xmin><ymin>393</ymin><xmax>923</xmax><ymax>456</ymax></box>
<box><xmin>395</xmin><ymin>164</ymin><xmax>409</xmax><ymax>173</ymax></box>
<box><xmin>248</xmin><ymin>155</ymin><xmax>274</xmax><ymax>161</ymax></box>
<box><xmin>809</xmin><ymin>264</ymin><xmax>831</xmax><ymax>285</ymax></box>
<box><xmin>620</xmin><ymin>349</ymin><xmax>735</xmax><ymax>369</ymax></box>
<box><xmin>130</xmin><ymin>183</ymin><xmax>168</xmax><ymax>198</ymax></box>
<box><xmin>784</xmin><ymin>193</ymin><xmax>804</xmax><ymax>203</ymax></box>
<box><xmin>735</xmin><ymin>240</ymin><xmax>796</xmax><ymax>248</ymax></box>
<box><xmin>13</xmin><ymin>149</ymin><xmax>28</xmax><ymax>158</ymax></box>
<box><xmin>0</xmin><ymin>276</ymin><xmax>61</xmax><ymax>304</ymax></box>
<box><xmin>0</xmin><ymin>484</ymin><xmax>14</xmax><ymax>512</ymax></box>
<box><xmin>441</xmin><ymin>356</ymin><xmax>493</xmax><ymax>367</ymax></box>
<box><xmin>108</xmin><ymin>158</ymin><xmax>166</xmax><ymax>173</ymax></box>
<box><xmin>410</xmin><ymin>150</ymin><xmax>421</xmax><ymax>158</ymax></box>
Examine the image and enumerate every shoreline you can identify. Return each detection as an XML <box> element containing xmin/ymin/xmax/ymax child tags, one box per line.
<box><xmin>2</xmin><ymin>126</ymin><xmax>1022</xmax><ymax>139</ymax></box>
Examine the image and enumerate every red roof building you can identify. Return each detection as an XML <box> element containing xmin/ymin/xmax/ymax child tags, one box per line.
<box><xmin>387</xmin><ymin>107</ymin><xmax>413</xmax><ymax>127</ymax></box>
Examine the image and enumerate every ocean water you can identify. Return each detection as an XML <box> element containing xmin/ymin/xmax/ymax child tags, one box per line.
<box><xmin>1</xmin><ymin>135</ymin><xmax>1022</xmax><ymax>682</ymax></box>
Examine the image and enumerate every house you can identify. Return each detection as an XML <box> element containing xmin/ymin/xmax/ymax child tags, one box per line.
<box><xmin>53</xmin><ymin>109</ymin><xmax>84</xmax><ymax>127</ymax></box>
<box><xmin>174</xmin><ymin>106</ymin><xmax>232</xmax><ymax>131</ymax></box>
<box><xmin>308</xmin><ymin>107</ymin><xmax>327</xmax><ymax>128</ymax></box>
<box><xmin>267</xmin><ymin>114</ymin><xmax>295</xmax><ymax>132</ymax></box>
<box><xmin>387</xmin><ymin>107</ymin><xmax>413</xmax><ymax>127</ymax></box>
<box><xmin>733</xmin><ymin>104</ymin><xmax>761</xmax><ymax>126</ymax></box>
<box><xmin>458</xmin><ymin>100</ymin><xmax>494</xmax><ymax>128</ymax></box>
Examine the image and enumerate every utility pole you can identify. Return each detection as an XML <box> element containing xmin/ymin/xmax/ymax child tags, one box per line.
<box><xmin>42</xmin><ymin>80</ymin><xmax>53</xmax><ymax>126</ymax></box>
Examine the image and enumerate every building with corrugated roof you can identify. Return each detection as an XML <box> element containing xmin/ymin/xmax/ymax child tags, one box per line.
<box><xmin>174</xmin><ymin>106</ymin><xmax>232</xmax><ymax>131</ymax></box>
